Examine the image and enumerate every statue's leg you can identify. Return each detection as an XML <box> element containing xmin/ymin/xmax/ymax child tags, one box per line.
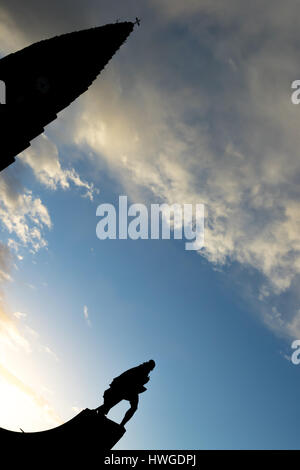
<box><xmin>96</xmin><ymin>389</ymin><xmax>121</xmax><ymax>415</ymax></box>
<box><xmin>120</xmin><ymin>395</ymin><xmax>138</xmax><ymax>427</ymax></box>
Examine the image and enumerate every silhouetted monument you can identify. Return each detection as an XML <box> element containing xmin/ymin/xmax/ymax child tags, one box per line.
<box><xmin>0</xmin><ymin>359</ymin><xmax>155</xmax><ymax>462</ymax></box>
<box><xmin>97</xmin><ymin>359</ymin><xmax>156</xmax><ymax>427</ymax></box>
<box><xmin>0</xmin><ymin>409</ymin><xmax>124</xmax><ymax>455</ymax></box>
<box><xmin>0</xmin><ymin>21</ymin><xmax>135</xmax><ymax>173</ymax></box>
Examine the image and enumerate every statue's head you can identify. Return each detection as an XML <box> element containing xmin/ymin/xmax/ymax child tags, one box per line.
<box><xmin>143</xmin><ymin>359</ymin><xmax>155</xmax><ymax>372</ymax></box>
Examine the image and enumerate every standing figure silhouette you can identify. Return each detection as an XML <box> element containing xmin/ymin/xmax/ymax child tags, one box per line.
<box><xmin>97</xmin><ymin>360</ymin><xmax>155</xmax><ymax>427</ymax></box>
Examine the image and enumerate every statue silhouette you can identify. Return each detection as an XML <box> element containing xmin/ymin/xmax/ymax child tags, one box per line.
<box><xmin>96</xmin><ymin>359</ymin><xmax>155</xmax><ymax>427</ymax></box>
<box><xmin>0</xmin><ymin>360</ymin><xmax>156</xmax><ymax>460</ymax></box>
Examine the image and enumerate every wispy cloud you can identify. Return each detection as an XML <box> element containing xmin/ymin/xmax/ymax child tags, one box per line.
<box><xmin>1</xmin><ymin>0</ymin><xmax>300</xmax><ymax>342</ymax></box>
<box><xmin>13</xmin><ymin>311</ymin><xmax>27</xmax><ymax>319</ymax></box>
<box><xmin>0</xmin><ymin>315</ymin><xmax>31</xmax><ymax>353</ymax></box>
<box><xmin>43</xmin><ymin>345</ymin><xmax>59</xmax><ymax>362</ymax></box>
<box><xmin>62</xmin><ymin>1</ymin><xmax>300</xmax><ymax>339</ymax></box>
<box><xmin>83</xmin><ymin>305</ymin><xmax>91</xmax><ymax>327</ymax></box>
<box><xmin>0</xmin><ymin>242</ymin><xmax>12</xmax><ymax>283</ymax></box>
<box><xmin>0</xmin><ymin>253</ymin><xmax>60</xmax><ymax>427</ymax></box>
<box><xmin>19</xmin><ymin>134</ymin><xmax>98</xmax><ymax>201</ymax></box>
<box><xmin>25</xmin><ymin>283</ymin><xmax>36</xmax><ymax>290</ymax></box>
<box><xmin>25</xmin><ymin>325</ymin><xmax>39</xmax><ymax>339</ymax></box>
<box><xmin>0</xmin><ymin>174</ymin><xmax>51</xmax><ymax>252</ymax></box>
<box><xmin>0</xmin><ymin>362</ymin><xmax>62</xmax><ymax>426</ymax></box>
<box><xmin>0</xmin><ymin>244</ymin><xmax>31</xmax><ymax>352</ymax></box>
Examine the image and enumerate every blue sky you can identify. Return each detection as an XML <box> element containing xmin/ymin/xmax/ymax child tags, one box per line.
<box><xmin>0</xmin><ymin>0</ymin><xmax>300</xmax><ymax>450</ymax></box>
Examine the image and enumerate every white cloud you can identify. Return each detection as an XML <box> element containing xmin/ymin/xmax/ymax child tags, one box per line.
<box><xmin>0</xmin><ymin>304</ymin><xmax>61</xmax><ymax>427</ymax></box>
<box><xmin>286</xmin><ymin>311</ymin><xmax>300</xmax><ymax>339</ymax></box>
<box><xmin>13</xmin><ymin>311</ymin><xmax>27</xmax><ymax>319</ymax></box>
<box><xmin>19</xmin><ymin>134</ymin><xmax>98</xmax><ymax>201</ymax></box>
<box><xmin>7</xmin><ymin>239</ymin><xmax>20</xmax><ymax>252</ymax></box>
<box><xmin>0</xmin><ymin>362</ymin><xmax>62</xmax><ymax>426</ymax></box>
<box><xmin>0</xmin><ymin>175</ymin><xmax>51</xmax><ymax>251</ymax></box>
<box><xmin>1</xmin><ymin>0</ymin><xmax>300</xmax><ymax>340</ymax></box>
<box><xmin>43</xmin><ymin>345</ymin><xmax>59</xmax><ymax>362</ymax></box>
<box><xmin>25</xmin><ymin>283</ymin><xmax>36</xmax><ymax>290</ymax></box>
<box><xmin>0</xmin><ymin>245</ymin><xmax>31</xmax><ymax>352</ymax></box>
<box><xmin>0</xmin><ymin>7</ymin><xmax>29</xmax><ymax>55</ymax></box>
<box><xmin>0</xmin><ymin>312</ymin><xmax>31</xmax><ymax>354</ymax></box>
<box><xmin>83</xmin><ymin>305</ymin><xmax>91</xmax><ymax>327</ymax></box>
<box><xmin>0</xmin><ymin>133</ymin><xmax>97</xmax><ymax>255</ymax></box>
<box><xmin>25</xmin><ymin>325</ymin><xmax>39</xmax><ymax>338</ymax></box>
<box><xmin>61</xmin><ymin>2</ymin><xmax>300</xmax><ymax>339</ymax></box>
<box><xmin>0</xmin><ymin>243</ymin><xmax>12</xmax><ymax>284</ymax></box>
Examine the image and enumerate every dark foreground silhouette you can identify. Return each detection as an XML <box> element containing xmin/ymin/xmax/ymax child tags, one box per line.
<box><xmin>0</xmin><ymin>360</ymin><xmax>155</xmax><ymax>462</ymax></box>
<box><xmin>97</xmin><ymin>359</ymin><xmax>156</xmax><ymax>427</ymax></box>
<box><xmin>0</xmin><ymin>409</ymin><xmax>124</xmax><ymax>456</ymax></box>
<box><xmin>0</xmin><ymin>21</ymin><xmax>135</xmax><ymax>173</ymax></box>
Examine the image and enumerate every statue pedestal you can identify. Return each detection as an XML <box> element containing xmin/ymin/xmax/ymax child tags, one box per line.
<box><xmin>0</xmin><ymin>408</ymin><xmax>126</xmax><ymax>463</ymax></box>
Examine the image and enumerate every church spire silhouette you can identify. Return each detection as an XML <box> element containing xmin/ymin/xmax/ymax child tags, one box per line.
<box><xmin>0</xmin><ymin>21</ymin><xmax>135</xmax><ymax>172</ymax></box>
